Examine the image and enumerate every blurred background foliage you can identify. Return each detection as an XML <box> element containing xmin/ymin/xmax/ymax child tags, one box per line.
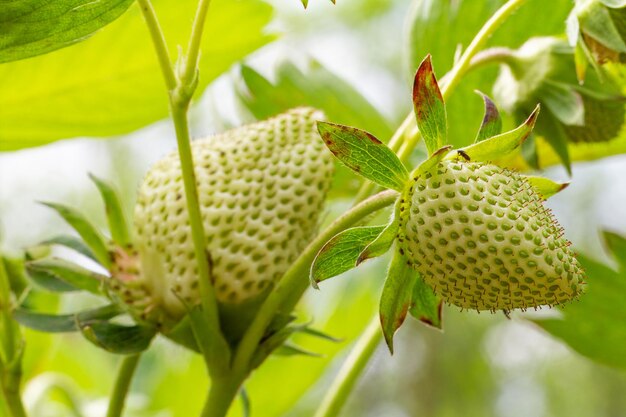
<box><xmin>1</xmin><ymin>0</ymin><xmax>626</xmax><ymax>416</ymax></box>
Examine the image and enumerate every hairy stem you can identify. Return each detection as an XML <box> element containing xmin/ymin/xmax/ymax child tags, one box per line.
<box><xmin>314</xmin><ymin>317</ymin><xmax>382</xmax><ymax>417</ymax></box>
<box><xmin>233</xmin><ymin>191</ymin><xmax>399</xmax><ymax>377</ymax></box>
<box><xmin>106</xmin><ymin>354</ymin><xmax>141</xmax><ymax>417</ymax></box>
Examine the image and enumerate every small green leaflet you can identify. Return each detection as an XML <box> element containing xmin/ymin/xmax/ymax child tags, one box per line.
<box><xmin>413</xmin><ymin>55</ymin><xmax>447</xmax><ymax>156</ymax></box>
<box><xmin>310</xmin><ymin>225</ymin><xmax>387</xmax><ymax>288</ymax></box>
<box><xmin>42</xmin><ymin>235</ymin><xmax>97</xmax><ymax>263</ymax></box>
<box><xmin>453</xmin><ymin>105</ymin><xmax>540</xmax><ymax>163</ymax></box>
<box><xmin>357</xmin><ymin>215</ymin><xmax>399</xmax><ymax>265</ymax></box>
<box><xmin>78</xmin><ymin>320</ymin><xmax>155</xmax><ymax>354</ymax></box>
<box><xmin>89</xmin><ymin>174</ymin><xmax>131</xmax><ymax>247</ymax></box>
<box><xmin>474</xmin><ymin>91</ymin><xmax>502</xmax><ymax>143</ymax></box>
<box><xmin>409</xmin><ymin>275</ymin><xmax>443</xmax><ymax>330</ymax></box>
<box><xmin>523</xmin><ymin>175</ymin><xmax>570</xmax><ymax>200</ymax></box>
<box><xmin>0</xmin><ymin>0</ymin><xmax>134</xmax><ymax>63</ymax></box>
<box><xmin>603</xmin><ymin>230</ymin><xmax>626</xmax><ymax>263</ymax></box>
<box><xmin>26</xmin><ymin>258</ymin><xmax>105</xmax><ymax>295</ymax></box>
<box><xmin>317</xmin><ymin>122</ymin><xmax>409</xmax><ymax>192</ymax></box>
<box><xmin>40</xmin><ymin>202</ymin><xmax>111</xmax><ymax>268</ymax></box>
<box><xmin>13</xmin><ymin>304</ymin><xmax>123</xmax><ymax>333</ymax></box>
<box><xmin>379</xmin><ymin>249</ymin><xmax>416</xmax><ymax>353</ymax></box>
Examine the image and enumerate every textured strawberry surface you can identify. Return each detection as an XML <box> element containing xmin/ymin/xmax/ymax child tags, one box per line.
<box><xmin>118</xmin><ymin>108</ymin><xmax>333</xmax><ymax>324</ymax></box>
<box><xmin>398</xmin><ymin>160</ymin><xmax>585</xmax><ymax>311</ymax></box>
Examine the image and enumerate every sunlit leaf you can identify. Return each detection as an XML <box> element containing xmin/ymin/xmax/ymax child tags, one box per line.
<box><xmin>317</xmin><ymin>122</ymin><xmax>408</xmax><ymax>191</ymax></box>
<box><xmin>0</xmin><ymin>0</ymin><xmax>134</xmax><ymax>63</ymax></box>
<box><xmin>0</xmin><ymin>0</ymin><xmax>274</xmax><ymax>150</ymax></box>
<box><xmin>523</xmin><ymin>175</ymin><xmax>570</xmax><ymax>200</ymax></box>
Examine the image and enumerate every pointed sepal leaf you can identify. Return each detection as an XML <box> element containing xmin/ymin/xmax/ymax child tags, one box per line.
<box><xmin>379</xmin><ymin>248</ymin><xmax>418</xmax><ymax>354</ymax></box>
<box><xmin>357</xmin><ymin>213</ymin><xmax>399</xmax><ymax>266</ymax></box>
<box><xmin>41</xmin><ymin>235</ymin><xmax>98</xmax><ymax>262</ymax></box>
<box><xmin>523</xmin><ymin>175</ymin><xmax>570</xmax><ymax>200</ymax></box>
<box><xmin>602</xmin><ymin>230</ymin><xmax>626</xmax><ymax>269</ymax></box>
<box><xmin>297</xmin><ymin>326</ymin><xmax>342</xmax><ymax>343</ymax></box>
<box><xmin>411</xmin><ymin>145</ymin><xmax>452</xmax><ymax>178</ymax></box>
<box><xmin>474</xmin><ymin>91</ymin><xmax>502</xmax><ymax>143</ymax></box>
<box><xmin>317</xmin><ymin>122</ymin><xmax>408</xmax><ymax>191</ymax></box>
<box><xmin>274</xmin><ymin>343</ymin><xmax>322</xmax><ymax>358</ymax></box>
<box><xmin>78</xmin><ymin>320</ymin><xmax>155</xmax><ymax>354</ymax></box>
<box><xmin>409</xmin><ymin>275</ymin><xmax>443</xmax><ymax>329</ymax></box>
<box><xmin>310</xmin><ymin>225</ymin><xmax>387</xmax><ymax>288</ymax></box>
<box><xmin>40</xmin><ymin>202</ymin><xmax>111</xmax><ymax>268</ymax></box>
<box><xmin>13</xmin><ymin>304</ymin><xmax>123</xmax><ymax>333</ymax></box>
<box><xmin>413</xmin><ymin>54</ymin><xmax>447</xmax><ymax>155</ymax></box>
<box><xmin>301</xmin><ymin>0</ymin><xmax>308</xmax><ymax>8</ymax></box>
<box><xmin>26</xmin><ymin>258</ymin><xmax>105</xmax><ymax>295</ymax></box>
<box><xmin>89</xmin><ymin>174</ymin><xmax>131</xmax><ymax>248</ymax></box>
<box><xmin>452</xmin><ymin>105</ymin><xmax>540</xmax><ymax>163</ymax></box>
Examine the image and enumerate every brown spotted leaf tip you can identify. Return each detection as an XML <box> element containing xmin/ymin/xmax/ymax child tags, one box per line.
<box><xmin>474</xmin><ymin>90</ymin><xmax>502</xmax><ymax>143</ymax></box>
<box><xmin>413</xmin><ymin>54</ymin><xmax>447</xmax><ymax>156</ymax></box>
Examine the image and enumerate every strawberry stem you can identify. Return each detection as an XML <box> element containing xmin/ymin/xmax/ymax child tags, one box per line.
<box><xmin>106</xmin><ymin>354</ymin><xmax>141</xmax><ymax>417</ymax></box>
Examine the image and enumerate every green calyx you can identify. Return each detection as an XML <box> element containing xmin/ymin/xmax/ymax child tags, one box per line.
<box><xmin>398</xmin><ymin>159</ymin><xmax>585</xmax><ymax>312</ymax></box>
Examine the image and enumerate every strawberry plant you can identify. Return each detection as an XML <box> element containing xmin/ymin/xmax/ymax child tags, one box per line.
<box><xmin>1</xmin><ymin>0</ymin><xmax>626</xmax><ymax>416</ymax></box>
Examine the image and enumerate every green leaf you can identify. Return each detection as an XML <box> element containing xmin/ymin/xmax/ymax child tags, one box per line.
<box><xmin>274</xmin><ymin>344</ymin><xmax>322</xmax><ymax>358</ymax></box>
<box><xmin>474</xmin><ymin>91</ymin><xmax>502</xmax><ymax>143</ymax></box>
<box><xmin>78</xmin><ymin>320</ymin><xmax>155</xmax><ymax>354</ymax></box>
<box><xmin>237</xmin><ymin>60</ymin><xmax>392</xmax><ymax>140</ymax></box>
<box><xmin>317</xmin><ymin>122</ymin><xmax>408</xmax><ymax>191</ymax></box>
<box><xmin>0</xmin><ymin>0</ymin><xmax>274</xmax><ymax>150</ymax></box>
<box><xmin>534</xmin><ymin>106</ymin><xmax>573</xmax><ymax>174</ymax></box>
<box><xmin>26</xmin><ymin>258</ymin><xmax>105</xmax><ymax>295</ymax></box>
<box><xmin>357</xmin><ymin>214</ymin><xmax>399</xmax><ymax>266</ymax></box>
<box><xmin>0</xmin><ymin>0</ymin><xmax>134</xmax><ymax>63</ymax></box>
<box><xmin>412</xmin><ymin>54</ymin><xmax>447</xmax><ymax>155</ymax></box>
<box><xmin>534</xmin><ymin>248</ymin><xmax>626</xmax><ymax>370</ymax></box>
<box><xmin>41</xmin><ymin>235</ymin><xmax>98</xmax><ymax>263</ymax></box>
<box><xmin>40</xmin><ymin>202</ymin><xmax>110</xmax><ymax>268</ymax></box>
<box><xmin>452</xmin><ymin>105</ymin><xmax>540</xmax><ymax>163</ymax></box>
<box><xmin>310</xmin><ymin>225</ymin><xmax>387</xmax><ymax>288</ymax></box>
<box><xmin>89</xmin><ymin>174</ymin><xmax>131</xmax><ymax>247</ymax></box>
<box><xmin>379</xmin><ymin>248</ymin><xmax>418</xmax><ymax>354</ymax></box>
<box><xmin>409</xmin><ymin>275</ymin><xmax>443</xmax><ymax>329</ymax></box>
<box><xmin>13</xmin><ymin>304</ymin><xmax>123</xmax><ymax>333</ymax></box>
<box><xmin>523</xmin><ymin>175</ymin><xmax>570</xmax><ymax>200</ymax></box>
<box><xmin>297</xmin><ymin>326</ymin><xmax>342</xmax><ymax>343</ymax></box>
<box><xmin>540</xmin><ymin>81</ymin><xmax>585</xmax><ymax>126</ymax></box>
<box><xmin>603</xmin><ymin>230</ymin><xmax>626</xmax><ymax>269</ymax></box>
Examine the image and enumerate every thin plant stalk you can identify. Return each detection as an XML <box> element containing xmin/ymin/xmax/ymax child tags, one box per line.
<box><xmin>106</xmin><ymin>354</ymin><xmax>141</xmax><ymax>417</ymax></box>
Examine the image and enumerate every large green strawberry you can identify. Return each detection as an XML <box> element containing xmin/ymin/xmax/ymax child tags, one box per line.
<box><xmin>110</xmin><ymin>108</ymin><xmax>334</xmax><ymax>329</ymax></box>
<box><xmin>397</xmin><ymin>158</ymin><xmax>585</xmax><ymax>312</ymax></box>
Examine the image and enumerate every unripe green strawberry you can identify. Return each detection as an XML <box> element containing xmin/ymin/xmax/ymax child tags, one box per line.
<box><xmin>110</xmin><ymin>108</ymin><xmax>334</xmax><ymax>327</ymax></box>
<box><xmin>397</xmin><ymin>160</ymin><xmax>585</xmax><ymax>312</ymax></box>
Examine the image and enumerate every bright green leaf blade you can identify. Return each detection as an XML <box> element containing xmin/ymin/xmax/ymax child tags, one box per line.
<box><xmin>297</xmin><ymin>326</ymin><xmax>342</xmax><ymax>343</ymax></box>
<box><xmin>317</xmin><ymin>122</ymin><xmax>408</xmax><ymax>191</ymax></box>
<box><xmin>274</xmin><ymin>343</ymin><xmax>322</xmax><ymax>358</ymax></box>
<box><xmin>41</xmin><ymin>235</ymin><xmax>98</xmax><ymax>263</ymax></box>
<box><xmin>310</xmin><ymin>225</ymin><xmax>387</xmax><ymax>287</ymax></box>
<box><xmin>78</xmin><ymin>320</ymin><xmax>155</xmax><ymax>354</ymax></box>
<box><xmin>26</xmin><ymin>258</ymin><xmax>105</xmax><ymax>295</ymax></box>
<box><xmin>237</xmin><ymin>60</ymin><xmax>392</xmax><ymax>140</ymax></box>
<box><xmin>523</xmin><ymin>175</ymin><xmax>570</xmax><ymax>200</ymax></box>
<box><xmin>357</xmin><ymin>214</ymin><xmax>399</xmax><ymax>265</ymax></box>
<box><xmin>379</xmin><ymin>248</ymin><xmax>418</xmax><ymax>354</ymax></box>
<box><xmin>13</xmin><ymin>304</ymin><xmax>122</xmax><ymax>333</ymax></box>
<box><xmin>409</xmin><ymin>274</ymin><xmax>443</xmax><ymax>329</ymax></box>
<box><xmin>40</xmin><ymin>202</ymin><xmax>110</xmax><ymax>268</ymax></box>
<box><xmin>534</xmin><ymin>252</ymin><xmax>626</xmax><ymax>370</ymax></box>
<box><xmin>89</xmin><ymin>174</ymin><xmax>131</xmax><ymax>247</ymax></box>
<box><xmin>0</xmin><ymin>0</ymin><xmax>274</xmax><ymax>150</ymax></box>
<box><xmin>454</xmin><ymin>105</ymin><xmax>540</xmax><ymax>163</ymax></box>
<box><xmin>474</xmin><ymin>91</ymin><xmax>502</xmax><ymax>143</ymax></box>
<box><xmin>603</xmin><ymin>230</ymin><xmax>626</xmax><ymax>269</ymax></box>
<box><xmin>412</xmin><ymin>54</ymin><xmax>447</xmax><ymax>155</ymax></box>
<box><xmin>0</xmin><ymin>0</ymin><xmax>134</xmax><ymax>63</ymax></box>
